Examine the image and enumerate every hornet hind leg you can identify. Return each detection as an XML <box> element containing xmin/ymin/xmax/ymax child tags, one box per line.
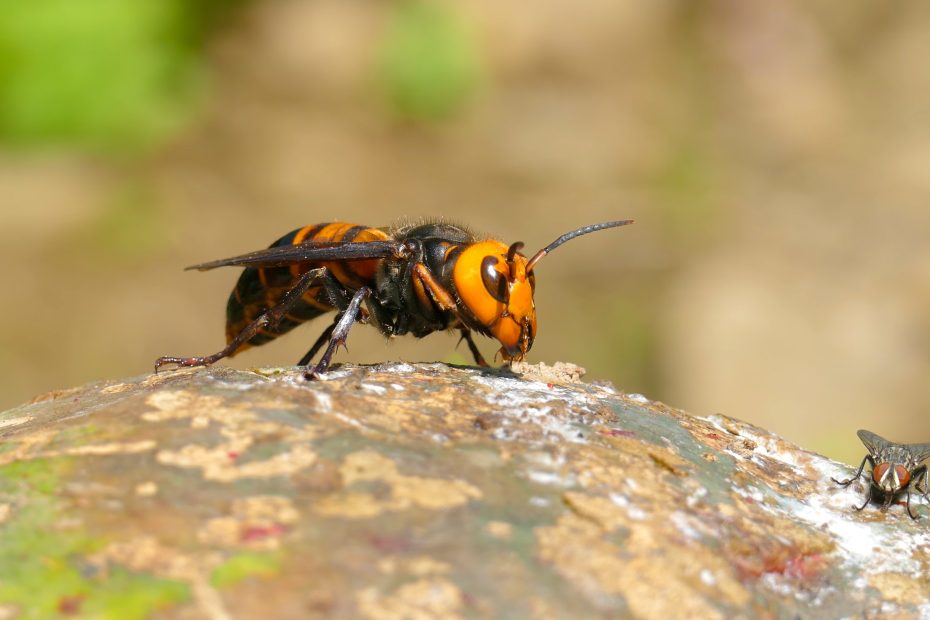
<box><xmin>155</xmin><ymin>267</ymin><xmax>330</xmax><ymax>373</ymax></box>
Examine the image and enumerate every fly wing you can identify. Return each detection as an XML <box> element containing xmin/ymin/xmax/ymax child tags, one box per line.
<box><xmin>905</xmin><ymin>442</ymin><xmax>930</xmax><ymax>465</ymax></box>
<box><xmin>857</xmin><ymin>429</ymin><xmax>892</xmax><ymax>456</ymax></box>
<box><xmin>185</xmin><ymin>240</ymin><xmax>404</xmax><ymax>271</ymax></box>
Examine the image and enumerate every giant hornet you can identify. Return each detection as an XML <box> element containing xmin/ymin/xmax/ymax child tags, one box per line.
<box><xmin>155</xmin><ymin>219</ymin><xmax>633</xmax><ymax>378</ymax></box>
<box><xmin>832</xmin><ymin>429</ymin><xmax>930</xmax><ymax>520</ymax></box>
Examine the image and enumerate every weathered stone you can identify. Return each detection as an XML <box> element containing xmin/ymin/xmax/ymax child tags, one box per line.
<box><xmin>0</xmin><ymin>363</ymin><xmax>928</xmax><ymax>618</ymax></box>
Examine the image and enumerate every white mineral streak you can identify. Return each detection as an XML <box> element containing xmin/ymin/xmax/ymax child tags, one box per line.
<box><xmin>379</xmin><ymin>362</ymin><xmax>416</xmax><ymax>374</ymax></box>
<box><xmin>0</xmin><ymin>416</ymin><xmax>33</xmax><ymax>429</ymax></box>
<box><xmin>526</xmin><ymin>470</ymin><xmax>570</xmax><ymax>486</ymax></box>
<box><xmin>470</xmin><ymin>373</ymin><xmax>594</xmax><ymax>444</ymax></box>
<box><xmin>702</xmin><ymin>414</ymin><xmax>804</xmax><ymax>471</ymax></box>
<box><xmin>610</xmin><ymin>493</ymin><xmax>647</xmax><ymax>521</ymax></box>
<box><xmin>314</xmin><ymin>391</ymin><xmax>332</xmax><ymax>412</ymax></box>
<box><xmin>686</xmin><ymin>486</ymin><xmax>709</xmax><ymax>509</ymax></box>
<box><xmin>669</xmin><ymin>510</ymin><xmax>703</xmax><ymax>539</ymax></box>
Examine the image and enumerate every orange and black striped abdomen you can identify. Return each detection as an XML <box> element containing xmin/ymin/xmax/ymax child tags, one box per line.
<box><xmin>225</xmin><ymin>223</ymin><xmax>388</xmax><ymax>352</ymax></box>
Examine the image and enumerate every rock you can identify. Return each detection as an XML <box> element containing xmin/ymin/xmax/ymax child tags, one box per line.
<box><xmin>0</xmin><ymin>363</ymin><xmax>928</xmax><ymax>619</ymax></box>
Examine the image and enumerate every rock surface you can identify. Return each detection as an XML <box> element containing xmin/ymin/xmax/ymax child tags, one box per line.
<box><xmin>0</xmin><ymin>362</ymin><xmax>928</xmax><ymax>619</ymax></box>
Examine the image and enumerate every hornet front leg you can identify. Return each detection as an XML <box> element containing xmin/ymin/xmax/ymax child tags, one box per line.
<box><xmin>458</xmin><ymin>328</ymin><xmax>489</xmax><ymax>367</ymax></box>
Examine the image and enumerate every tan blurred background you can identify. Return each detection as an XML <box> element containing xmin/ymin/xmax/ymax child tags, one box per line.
<box><xmin>1</xmin><ymin>0</ymin><xmax>929</xmax><ymax>464</ymax></box>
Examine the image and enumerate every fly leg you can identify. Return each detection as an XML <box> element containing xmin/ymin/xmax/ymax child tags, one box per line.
<box><xmin>905</xmin><ymin>487</ymin><xmax>920</xmax><ymax>521</ymax></box>
<box><xmin>304</xmin><ymin>287</ymin><xmax>371</xmax><ymax>379</ymax></box>
<box><xmin>155</xmin><ymin>267</ymin><xmax>329</xmax><ymax>373</ymax></box>
<box><xmin>914</xmin><ymin>465</ymin><xmax>930</xmax><ymax>504</ymax></box>
<box><xmin>458</xmin><ymin>328</ymin><xmax>489</xmax><ymax>367</ymax></box>
<box><xmin>853</xmin><ymin>485</ymin><xmax>873</xmax><ymax>512</ymax></box>
<box><xmin>832</xmin><ymin>455</ymin><xmax>873</xmax><ymax>487</ymax></box>
<box><xmin>880</xmin><ymin>490</ymin><xmax>894</xmax><ymax>512</ymax></box>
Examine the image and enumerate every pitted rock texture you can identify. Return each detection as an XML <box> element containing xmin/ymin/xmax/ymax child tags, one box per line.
<box><xmin>1</xmin><ymin>362</ymin><xmax>928</xmax><ymax>619</ymax></box>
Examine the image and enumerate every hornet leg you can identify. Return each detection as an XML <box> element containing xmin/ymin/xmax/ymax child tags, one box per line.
<box><xmin>305</xmin><ymin>287</ymin><xmax>371</xmax><ymax>379</ymax></box>
<box><xmin>155</xmin><ymin>267</ymin><xmax>329</xmax><ymax>373</ymax></box>
<box><xmin>298</xmin><ymin>269</ymin><xmax>369</xmax><ymax>366</ymax></box>
<box><xmin>458</xmin><ymin>328</ymin><xmax>489</xmax><ymax>367</ymax></box>
<box><xmin>319</xmin><ymin>271</ymin><xmax>351</xmax><ymax>309</ymax></box>
<box><xmin>832</xmin><ymin>455</ymin><xmax>873</xmax><ymax>487</ymax></box>
<box><xmin>297</xmin><ymin>320</ymin><xmax>338</xmax><ymax>367</ymax></box>
<box><xmin>412</xmin><ymin>263</ymin><xmax>457</xmax><ymax>311</ymax></box>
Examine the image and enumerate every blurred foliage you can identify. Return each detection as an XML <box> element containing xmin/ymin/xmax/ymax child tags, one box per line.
<box><xmin>0</xmin><ymin>0</ymin><xmax>242</xmax><ymax>151</ymax></box>
<box><xmin>655</xmin><ymin>142</ymin><xmax>720</xmax><ymax>243</ymax></box>
<box><xmin>377</xmin><ymin>0</ymin><xmax>481</xmax><ymax>121</ymax></box>
<box><xmin>595</xmin><ymin>296</ymin><xmax>661</xmax><ymax>398</ymax></box>
<box><xmin>84</xmin><ymin>183</ymin><xmax>167</xmax><ymax>260</ymax></box>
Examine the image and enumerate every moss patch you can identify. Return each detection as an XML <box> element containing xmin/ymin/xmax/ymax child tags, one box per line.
<box><xmin>210</xmin><ymin>552</ymin><xmax>282</xmax><ymax>588</ymax></box>
<box><xmin>0</xmin><ymin>458</ymin><xmax>190</xmax><ymax>618</ymax></box>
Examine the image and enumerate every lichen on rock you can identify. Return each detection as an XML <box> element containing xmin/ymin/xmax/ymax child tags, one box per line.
<box><xmin>0</xmin><ymin>362</ymin><xmax>928</xmax><ymax>618</ymax></box>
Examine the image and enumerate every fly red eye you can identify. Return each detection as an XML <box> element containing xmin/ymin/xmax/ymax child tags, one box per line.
<box><xmin>873</xmin><ymin>463</ymin><xmax>890</xmax><ymax>485</ymax></box>
<box><xmin>481</xmin><ymin>256</ymin><xmax>509</xmax><ymax>303</ymax></box>
<box><xmin>895</xmin><ymin>465</ymin><xmax>911</xmax><ymax>487</ymax></box>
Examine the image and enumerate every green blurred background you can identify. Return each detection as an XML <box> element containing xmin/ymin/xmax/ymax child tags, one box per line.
<box><xmin>2</xmin><ymin>0</ymin><xmax>929</xmax><ymax>464</ymax></box>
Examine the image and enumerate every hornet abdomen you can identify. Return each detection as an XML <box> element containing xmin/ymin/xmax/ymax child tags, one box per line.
<box><xmin>225</xmin><ymin>222</ymin><xmax>388</xmax><ymax>351</ymax></box>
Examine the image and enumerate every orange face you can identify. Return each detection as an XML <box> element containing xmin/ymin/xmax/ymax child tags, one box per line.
<box><xmin>452</xmin><ymin>240</ymin><xmax>538</xmax><ymax>360</ymax></box>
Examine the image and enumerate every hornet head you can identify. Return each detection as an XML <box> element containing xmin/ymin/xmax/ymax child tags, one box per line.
<box><xmin>452</xmin><ymin>220</ymin><xmax>633</xmax><ymax>361</ymax></box>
